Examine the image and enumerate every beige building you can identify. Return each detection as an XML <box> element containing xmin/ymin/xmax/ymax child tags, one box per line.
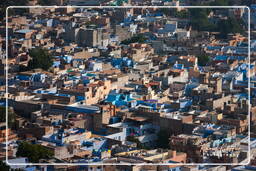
<box><xmin>126</xmin><ymin>43</ymin><xmax>154</xmax><ymax>62</ymax></box>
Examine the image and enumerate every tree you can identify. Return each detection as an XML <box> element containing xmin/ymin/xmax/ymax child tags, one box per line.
<box><xmin>0</xmin><ymin>106</ymin><xmax>16</xmax><ymax>128</ymax></box>
<box><xmin>217</xmin><ymin>17</ymin><xmax>245</xmax><ymax>39</ymax></box>
<box><xmin>156</xmin><ymin>129</ymin><xmax>170</xmax><ymax>149</ymax></box>
<box><xmin>188</xmin><ymin>1</ymin><xmax>246</xmax><ymax>36</ymax></box>
<box><xmin>189</xmin><ymin>8</ymin><xmax>216</xmax><ymax>32</ymax></box>
<box><xmin>121</xmin><ymin>34</ymin><xmax>147</xmax><ymax>45</ymax></box>
<box><xmin>241</xmin><ymin>0</ymin><xmax>252</xmax><ymax>6</ymax></box>
<box><xmin>0</xmin><ymin>0</ymin><xmax>28</xmax><ymax>20</ymax></box>
<box><xmin>18</xmin><ymin>65</ymin><xmax>29</xmax><ymax>72</ymax></box>
<box><xmin>38</xmin><ymin>0</ymin><xmax>52</xmax><ymax>5</ymax></box>
<box><xmin>28</xmin><ymin>48</ymin><xmax>53</xmax><ymax>71</ymax></box>
<box><xmin>209</xmin><ymin>0</ymin><xmax>229</xmax><ymax>6</ymax></box>
<box><xmin>16</xmin><ymin>141</ymin><xmax>54</xmax><ymax>163</ymax></box>
<box><xmin>126</xmin><ymin>136</ymin><xmax>147</xmax><ymax>149</ymax></box>
<box><xmin>0</xmin><ymin>161</ymin><xmax>10</xmax><ymax>171</ymax></box>
<box><xmin>197</xmin><ymin>54</ymin><xmax>210</xmax><ymax>66</ymax></box>
<box><xmin>159</xmin><ymin>8</ymin><xmax>179</xmax><ymax>17</ymax></box>
<box><xmin>174</xmin><ymin>9</ymin><xmax>189</xmax><ymax>19</ymax></box>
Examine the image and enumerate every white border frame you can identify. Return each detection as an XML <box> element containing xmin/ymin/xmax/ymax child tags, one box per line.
<box><xmin>5</xmin><ymin>5</ymin><xmax>251</xmax><ymax>166</ymax></box>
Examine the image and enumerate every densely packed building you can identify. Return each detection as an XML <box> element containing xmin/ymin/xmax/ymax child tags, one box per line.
<box><xmin>0</xmin><ymin>0</ymin><xmax>256</xmax><ymax>170</ymax></box>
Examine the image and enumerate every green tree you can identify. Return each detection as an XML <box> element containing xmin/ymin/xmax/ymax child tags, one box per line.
<box><xmin>0</xmin><ymin>0</ymin><xmax>28</xmax><ymax>19</ymax></box>
<box><xmin>197</xmin><ymin>54</ymin><xmax>210</xmax><ymax>66</ymax></box>
<box><xmin>18</xmin><ymin>65</ymin><xmax>29</xmax><ymax>72</ymax></box>
<box><xmin>217</xmin><ymin>17</ymin><xmax>245</xmax><ymax>39</ymax></box>
<box><xmin>159</xmin><ymin>8</ymin><xmax>178</xmax><ymax>16</ymax></box>
<box><xmin>121</xmin><ymin>34</ymin><xmax>147</xmax><ymax>45</ymax></box>
<box><xmin>28</xmin><ymin>48</ymin><xmax>53</xmax><ymax>71</ymax></box>
<box><xmin>174</xmin><ymin>10</ymin><xmax>189</xmax><ymax>19</ymax></box>
<box><xmin>38</xmin><ymin>0</ymin><xmax>52</xmax><ymax>5</ymax></box>
<box><xmin>0</xmin><ymin>160</ymin><xmax>10</xmax><ymax>171</ymax></box>
<box><xmin>188</xmin><ymin>1</ymin><xmax>246</xmax><ymax>36</ymax></box>
<box><xmin>127</xmin><ymin>136</ymin><xmax>147</xmax><ymax>149</ymax></box>
<box><xmin>189</xmin><ymin>8</ymin><xmax>216</xmax><ymax>31</ymax></box>
<box><xmin>16</xmin><ymin>141</ymin><xmax>54</xmax><ymax>163</ymax></box>
<box><xmin>0</xmin><ymin>106</ymin><xmax>16</xmax><ymax>128</ymax></box>
<box><xmin>156</xmin><ymin>130</ymin><xmax>170</xmax><ymax>149</ymax></box>
<box><xmin>209</xmin><ymin>0</ymin><xmax>229</xmax><ymax>6</ymax></box>
<box><xmin>241</xmin><ymin>0</ymin><xmax>252</xmax><ymax>6</ymax></box>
